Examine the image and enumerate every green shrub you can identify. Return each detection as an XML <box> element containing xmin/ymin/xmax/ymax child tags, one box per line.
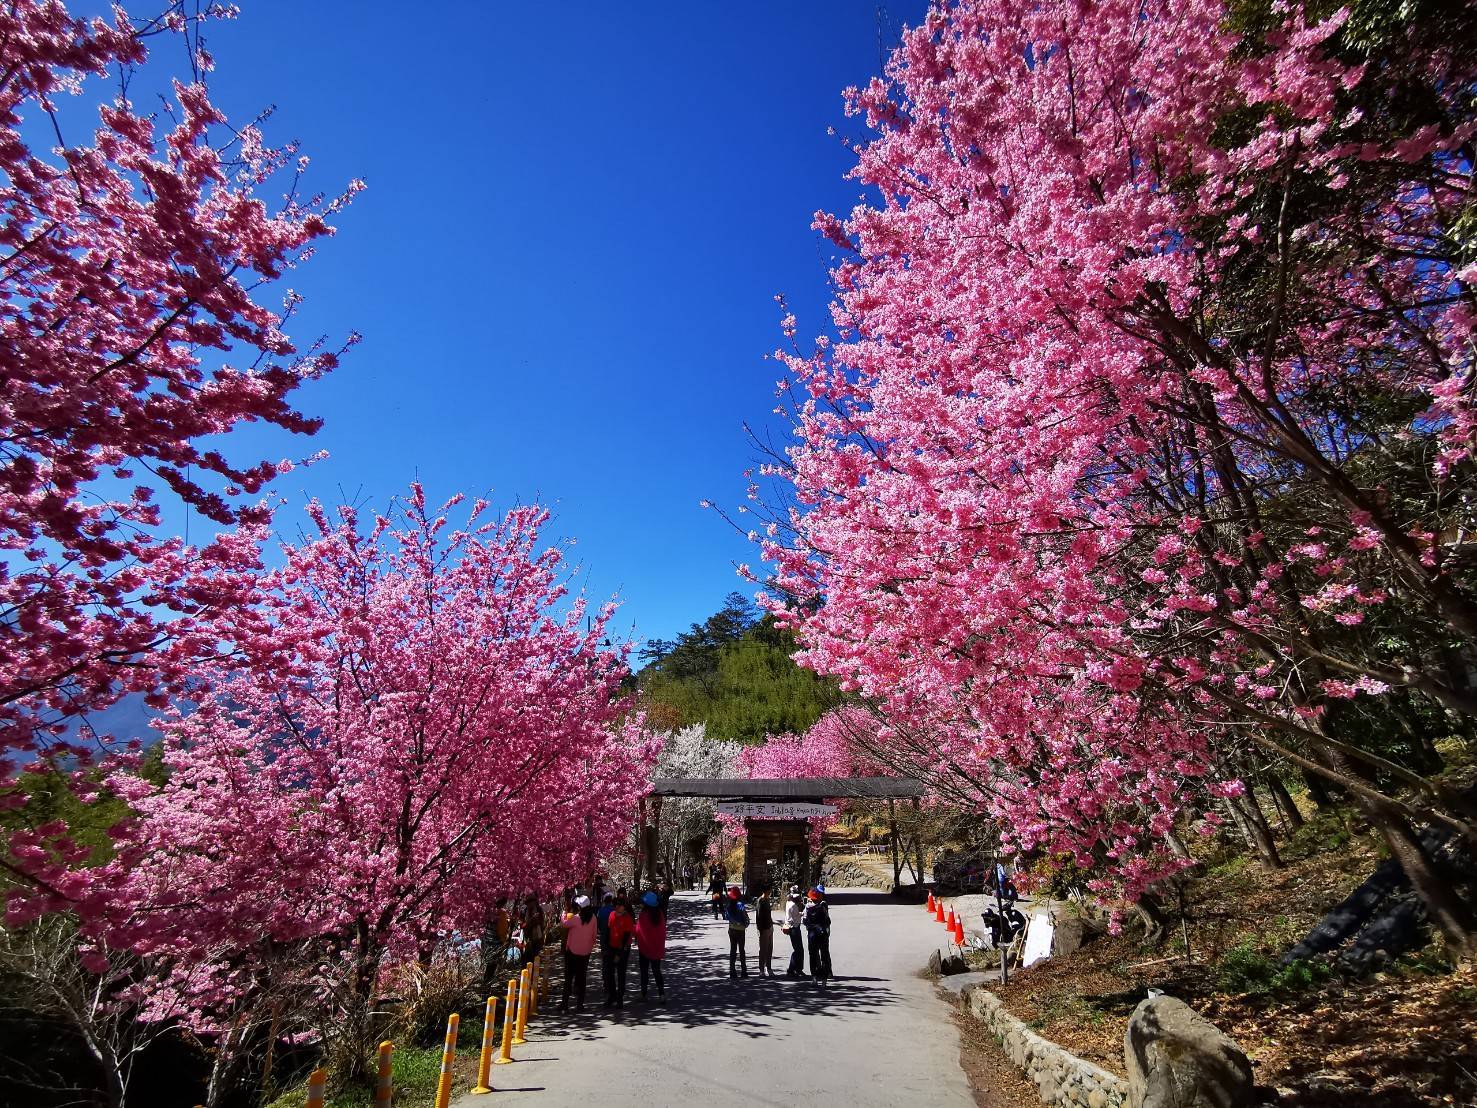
<box><xmin>1215</xmin><ymin>940</ymin><xmax>1332</xmax><ymax>995</ymax></box>
<box><xmin>1215</xmin><ymin>940</ymin><xmax>1279</xmax><ymax>994</ymax></box>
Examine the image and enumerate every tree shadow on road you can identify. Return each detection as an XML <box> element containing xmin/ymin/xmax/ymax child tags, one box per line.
<box><xmin>532</xmin><ymin>894</ymin><xmax>908</xmax><ymax>1043</ymax></box>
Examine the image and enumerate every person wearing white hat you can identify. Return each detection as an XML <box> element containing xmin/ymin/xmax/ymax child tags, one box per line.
<box><xmin>560</xmin><ymin>895</ymin><xmax>599</xmax><ymax>1011</ymax></box>
<box><xmin>782</xmin><ymin>885</ymin><xmax>807</xmax><ymax>978</ymax></box>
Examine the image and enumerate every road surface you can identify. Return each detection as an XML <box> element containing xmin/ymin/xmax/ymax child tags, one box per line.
<box><xmin>454</xmin><ymin>889</ymin><xmax>974</xmax><ymax>1107</ymax></box>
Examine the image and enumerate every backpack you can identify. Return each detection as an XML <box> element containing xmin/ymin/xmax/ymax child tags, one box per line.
<box><xmin>729</xmin><ymin>902</ymin><xmax>750</xmax><ymax>929</ymax></box>
<box><xmin>806</xmin><ymin>901</ymin><xmax>830</xmax><ymax>935</ymax></box>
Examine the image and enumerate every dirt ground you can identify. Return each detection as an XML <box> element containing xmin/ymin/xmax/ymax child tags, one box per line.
<box><xmin>974</xmin><ymin>813</ymin><xmax>1477</xmax><ymax>1106</ymax></box>
<box><xmin>949</xmin><ymin>999</ymin><xmax>1048</xmax><ymax>1108</ymax></box>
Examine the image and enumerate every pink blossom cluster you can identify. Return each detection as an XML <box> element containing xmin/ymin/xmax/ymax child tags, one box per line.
<box><xmin>0</xmin><ymin>0</ymin><xmax>360</xmax><ymax>786</ymax></box>
<box><xmin>722</xmin><ymin>708</ymin><xmax>873</xmax><ymax>848</ymax></box>
<box><xmin>759</xmin><ymin>0</ymin><xmax>1477</xmax><ymax>897</ymax></box>
<box><xmin>19</xmin><ymin>487</ymin><xmax>658</xmax><ymax>1029</ymax></box>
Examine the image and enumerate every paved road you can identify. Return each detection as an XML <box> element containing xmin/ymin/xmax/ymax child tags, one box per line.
<box><xmin>454</xmin><ymin>889</ymin><xmax>974</xmax><ymax>1107</ymax></box>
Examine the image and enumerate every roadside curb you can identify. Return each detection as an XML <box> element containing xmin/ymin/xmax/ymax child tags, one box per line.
<box><xmin>937</xmin><ymin>972</ymin><xmax>1128</xmax><ymax>1108</ymax></box>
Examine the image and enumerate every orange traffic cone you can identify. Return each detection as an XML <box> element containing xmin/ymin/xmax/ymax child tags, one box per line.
<box><xmin>945</xmin><ymin>908</ymin><xmax>957</xmax><ymax>931</ymax></box>
<box><xmin>934</xmin><ymin>899</ymin><xmax>945</xmax><ymax>923</ymax></box>
<box><xmin>926</xmin><ymin>891</ymin><xmax>935</xmax><ymax>913</ymax></box>
<box><xmin>953</xmin><ymin>918</ymin><xmax>966</xmax><ymax>946</ymax></box>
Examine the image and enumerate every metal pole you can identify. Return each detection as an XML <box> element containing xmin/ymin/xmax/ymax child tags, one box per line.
<box><xmin>996</xmin><ymin>861</ymin><xmax>1009</xmax><ymax>986</ymax></box>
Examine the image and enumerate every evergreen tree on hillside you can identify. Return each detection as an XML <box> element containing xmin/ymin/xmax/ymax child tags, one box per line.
<box><xmin>637</xmin><ymin>594</ymin><xmax>839</xmax><ymax>743</ymax></box>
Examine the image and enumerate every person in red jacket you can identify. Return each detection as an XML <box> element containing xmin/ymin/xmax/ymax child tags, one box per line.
<box><xmin>634</xmin><ymin>890</ymin><xmax>667</xmax><ymax>1002</ymax></box>
<box><xmin>604</xmin><ymin>894</ymin><xmax>636</xmax><ymax>1008</ymax></box>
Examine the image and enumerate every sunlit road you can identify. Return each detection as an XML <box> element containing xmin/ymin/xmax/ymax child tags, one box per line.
<box><xmin>453</xmin><ymin>889</ymin><xmax>974</xmax><ymax>1107</ymax></box>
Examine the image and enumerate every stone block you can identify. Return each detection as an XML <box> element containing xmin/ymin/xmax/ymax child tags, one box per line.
<box><xmin>1124</xmin><ymin>995</ymin><xmax>1255</xmax><ymax>1108</ymax></box>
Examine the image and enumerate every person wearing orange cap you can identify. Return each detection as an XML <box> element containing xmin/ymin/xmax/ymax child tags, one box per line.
<box><xmin>802</xmin><ymin>885</ymin><xmax>833</xmax><ymax>982</ymax></box>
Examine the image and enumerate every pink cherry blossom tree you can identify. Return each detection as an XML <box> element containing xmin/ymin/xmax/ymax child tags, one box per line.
<box><xmin>82</xmin><ymin>487</ymin><xmax>657</xmax><ymax>1091</ymax></box>
<box><xmin>0</xmin><ymin>0</ymin><xmax>359</xmax><ymax>805</ymax></box>
<box><xmin>758</xmin><ymin>0</ymin><xmax>1477</xmax><ymax>953</ymax></box>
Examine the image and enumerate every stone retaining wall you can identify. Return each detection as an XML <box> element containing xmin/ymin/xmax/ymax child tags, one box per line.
<box><xmin>947</xmin><ymin>975</ymin><xmax>1129</xmax><ymax>1108</ymax></box>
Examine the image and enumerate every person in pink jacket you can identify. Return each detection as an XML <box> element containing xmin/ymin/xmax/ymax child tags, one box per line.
<box><xmin>560</xmin><ymin>896</ymin><xmax>599</xmax><ymax>1012</ymax></box>
<box><xmin>633</xmin><ymin>891</ymin><xmax>667</xmax><ymax>1002</ymax></box>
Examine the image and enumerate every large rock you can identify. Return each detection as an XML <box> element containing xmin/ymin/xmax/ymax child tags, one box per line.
<box><xmin>940</xmin><ymin>952</ymin><xmax>969</xmax><ymax>975</ymax></box>
<box><xmin>1053</xmin><ymin>913</ymin><xmax>1090</xmax><ymax>958</ymax></box>
<box><xmin>1124</xmin><ymin>995</ymin><xmax>1255</xmax><ymax>1108</ymax></box>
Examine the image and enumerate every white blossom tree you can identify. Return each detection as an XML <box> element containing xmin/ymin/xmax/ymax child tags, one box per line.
<box><xmin>651</xmin><ymin>725</ymin><xmax>740</xmax><ymax>880</ymax></box>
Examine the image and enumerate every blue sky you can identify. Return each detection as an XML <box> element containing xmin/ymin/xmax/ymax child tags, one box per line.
<box><xmin>152</xmin><ymin>1</ymin><xmax>925</xmax><ymax>650</ymax></box>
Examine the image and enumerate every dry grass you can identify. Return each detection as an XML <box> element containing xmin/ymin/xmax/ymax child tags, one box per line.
<box><xmin>975</xmin><ymin>811</ymin><xmax>1477</xmax><ymax>1106</ymax></box>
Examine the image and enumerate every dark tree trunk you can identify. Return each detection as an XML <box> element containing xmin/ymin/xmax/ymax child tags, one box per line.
<box><xmin>1302</xmin><ymin>768</ymin><xmax>1337</xmax><ymax>810</ymax></box>
<box><xmin>1266</xmin><ymin>773</ymin><xmax>1305</xmax><ymax>831</ymax></box>
<box><xmin>1229</xmin><ymin>785</ymin><xmax>1283</xmax><ymax>867</ymax></box>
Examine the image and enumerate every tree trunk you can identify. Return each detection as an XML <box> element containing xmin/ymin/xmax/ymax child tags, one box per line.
<box><xmin>1134</xmin><ymin>891</ymin><xmax>1169</xmax><ymax>946</ymax></box>
<box><xmin>1266</xmin><ymin>773</ymin><xmax>1305</xmax><ymax>831</ymax></box>
<box><xmin>1233</xmin><ymin>784</ymin><xmax>1283</xmax><ymax>867</ymax></box>
<box><xmin>888</xmin><ymin>799</ymin><xmax>902</xmax><ymax>891</ymax></box>
<box><xmin>1302</xmin><ymin>768</ymin><xmax>1337</xmax><ymax>810</ymax></box>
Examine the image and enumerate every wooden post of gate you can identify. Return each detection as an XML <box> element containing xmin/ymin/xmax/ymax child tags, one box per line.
<box><xmin>650</xmin><ymin>795</ymin><xmax>664</xmax><ymax>884</ymax></box>
<box><xmin>911</xmin><ymin>796</ymin><xmax>926</xmax><ymax>885</ymax></box>
<box><xmin>888</xmin><ymin>798</ymin><xmax>902</xmax><ymax>891</ymax></box>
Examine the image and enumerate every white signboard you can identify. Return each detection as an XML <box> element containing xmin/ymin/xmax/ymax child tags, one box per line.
<box><xmin>1022</xmin><ymin>911</ymin><xmax>1054</xmax><ymax>967</ymax></box>
<box><xmin>715</xmin><ymin>802</ymin><xmax>838</xmax><ymax>819</ymax></box>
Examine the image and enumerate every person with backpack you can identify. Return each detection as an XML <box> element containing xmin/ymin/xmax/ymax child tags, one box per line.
<box><xmin>725</xmin><ymin>886</ymin><xmax>750</xmax><ymax>978</ymax></box>
<box><xmin>803</xmin><ymin>885</ymin><xmax>832</xmax><ymax>982</ymax></box>
<box><xmin>783</xmin><ymin>885</ymin><xmax>807</xmax><ymax>978</ymax></box>
<box><xmin>521</xmin><ymin>894</ymin><xmax>545</xmax><ymax>967</ymax></box>
<box><xmin>634</xmin><ymin>890</ymin><xmax>667</xmax><ymax>1002</ymax></box>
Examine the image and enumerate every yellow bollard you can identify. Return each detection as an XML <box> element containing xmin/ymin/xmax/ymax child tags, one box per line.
<box><xmin>495</xmin><ymin>977</ymin><xmax>519</xmax><ymax>1065</ymax></box>
<box><xmin>470</xmin><ymin>994</ymin><xmax>497</xmax><ymax>1094</ymax></box>
<box><xmin>305</xmin><ymin>1068</ymin><xmax>327</xmax><ymax>1108</ymax></box>
<box><xmin>513</xmin><ymin>967</ymin><xmax>531</xmax><ymax>1045</ymax></box>
<box><xmin>374</xmin><ymin>1040</ymin><xmax>394</xmax><ymax>1107</ymax></box>
<box><xmin>432</xmin><ymin>1012</ymin><xmax>459</xmax><ymax>1108</ymax></box>
<box><xmin>528</xmin><ymin>956</ymin><xmax>539</xmax><ymax>1018</ymax></box>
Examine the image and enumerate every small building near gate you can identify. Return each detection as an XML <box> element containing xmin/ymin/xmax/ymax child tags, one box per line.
<box><xmin>644</xmin><ymin>776</ymin><xmax>927</xmax><ymax>895</ymax></box>
<box><xmin>741</xmin><ymin>818</ymin><xmax>810</xmax><ymax>894</ymax></box>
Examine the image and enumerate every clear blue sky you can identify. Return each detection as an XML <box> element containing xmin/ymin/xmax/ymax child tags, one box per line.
<box><xmin>177</xmin><ymin>1</ymin><xmax>924</xmax><ymax>650</ymax></box>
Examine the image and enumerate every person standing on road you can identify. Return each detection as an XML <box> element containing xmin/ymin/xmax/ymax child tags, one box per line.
<box><xmin>522</xmin><ymin>894</ymin><xmax>546</xmax><ymax>967</ymax></box>
<box><xmin>783</xmin><ymin>885</ymin><xmax>807</xmax><ymax>978</ymax></box>
<box><xmin>726</xmin><ymin>886</ymin><xmax>750</xmax><ymax>978</ymax></box>
<box><xmin>803</xmin><ymin>885</ymin><xmax>833</xmax><ymax>982</ymax></box>
<box><xmin>605</xmin><ymin>894</ymin><xmax>635</xmax><ymax>1008</ymax></box>
<box><xmin>707</xmin><ymin>869</ymin><xmax>726</xmax><ymax>919</ymax></box>
<box><xmin>682</xmin><ymin>864</ymin><xmax>693</xmax><ymax>890</ymax></box>
<box><xmin>635</xmin><ymin>890</ymin><xmax>667</xmax><ymax>1002</ymax></box>
<box><xmin>560</xmin><ymin>895</ymin><xmax>599</xmax><ymax>1012</ymax></box>
<box><xmin>755</xmin><ymin>887</ymin><xmax>775</xmax><ymax>977</ymax></box>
